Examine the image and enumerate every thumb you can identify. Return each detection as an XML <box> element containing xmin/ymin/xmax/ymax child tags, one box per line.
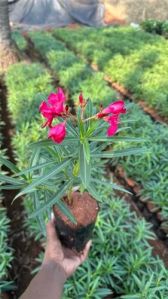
<box><xmin>80</xmin><ymin>240</ymin><xmax>92</xmax><ymax>263</ymax></box>
<box><xmin>46</xmin><ymin>220</ymin><xmax>60</xmax><ymax>245</ymax></box>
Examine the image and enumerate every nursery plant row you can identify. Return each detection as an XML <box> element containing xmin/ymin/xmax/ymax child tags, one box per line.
<box><xmin>1</xmin><ymin>32</ymin><xmax>166</xmax><ymax>297</ymax></box>
<box><xmin>53</xmin><ymin>26</ymin><xmax>168</xmax><ymax>119</ymax></box>
<box><xmin>4</xmin><ymin>59</ymin><xmax>168</xmax><ymax>298</ymax></box>
<box><xmin>141</xmin><ymin>19</ymin><xmax>168</xmax><ymax>38</ymax></box>
<box><xmin>19</xmin><ymin>30</ymin><xmax>168</xmax><ymax>222</ymax></box>
<box><xmin>0</xmin><ymin>106</ymin><xmax>13</xmax><ymax>293</ymax></box>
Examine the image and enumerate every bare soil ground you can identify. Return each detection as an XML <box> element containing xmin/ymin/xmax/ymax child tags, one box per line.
<box><xmin>104</xmin><ymin>0</ymin><xmax>168</xmax><ymax>23</ymax></box>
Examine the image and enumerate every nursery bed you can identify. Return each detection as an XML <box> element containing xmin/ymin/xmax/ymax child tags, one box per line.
<box><xmin>0</xmin><ymin>97</ymin><xmax>13</xmax><ymax>295</ymax></box>
<box><xmin>108</xmin><ymin>165</ymin><xmax>168</xmax><ymax>267</ymax></box>
<box><xmin>0</xmin><ymin>79</ymin><xmax>42</xmax><ymax>299</ymax></box>
<box><xmin>31</xmin><ymin>30</ymin><xmax>168</xmax><ymax>224</ymax></box>
<box><xmin>12</xmin><ymin>29</ymin><xmax>168</xmax><ymax>235</ymax></box>
<box><xmin>1</xmin><ymin>29</ymin><xmax>167</xmax><ymax>298</ymax></box>
<box><xmin>53</xmin><ymin>26</ymin><xmax>168</xmax><ymax>118</ymax></box>
<box><xmin>52</xmin><ymin>29</ymin><xmax>168</xmax><ymax>125</ymax></box>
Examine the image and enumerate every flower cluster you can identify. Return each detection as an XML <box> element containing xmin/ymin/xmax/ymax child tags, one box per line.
<box><xmin>39</xmin><ymin>88</ymin><xmax>126</xmax><ymax>143</ymax></box>
<box><xmin>39</xmin><ymin>88</ymin><xmax>67</xmax><ymax>143</ymax></box>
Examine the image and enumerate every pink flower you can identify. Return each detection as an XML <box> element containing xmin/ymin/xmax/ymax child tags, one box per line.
<box><xmin>97</xmin><ymin>100</ymin><xmax>126</xmax><ymax>137</ymax></box>
<box><xmin>48</xmin><ymin>88</ymin><xmax>66</xmax><ymax>105</ymax></box>
<box><xmin>107</xmin><ymin>115</ymin><xmax>120</xmax><ymax>137</ymax></box>
<box><xmin>102</xmin><ymin>100</ymin><xmax>126</xmax><ymax>115</ymax></box>
<box><xmin>39</xmin><ymin>88</ymin><xmax>66</xmax><ymax>127</ymax></box>
<box><xmin>48</xmin><ymin>122</ymin><xmax>66</xmax><ymax>144</ymax></box>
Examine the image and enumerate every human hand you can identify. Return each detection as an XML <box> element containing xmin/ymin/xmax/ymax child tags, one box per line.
<box><xmin>42</xmin><ymin>219</ymin><xmax>92</xmax><ymax>278</ymax></box>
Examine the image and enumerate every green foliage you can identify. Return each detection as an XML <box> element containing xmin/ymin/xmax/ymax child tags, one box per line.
<box><xmin>4</xmin><ymin>62</ymin><xmax>55</xmax><ymax>238</ymax></box>
<box><xmin>33</xmin><ymin>188</ymin><xmax>168</xmax><ymax>298</ymax></box>
<box><xmin>5</xmin><ymin>63</ymin><xmax>53</xmax><ymax>128</ymax></box>
<box><xmin>162</xmin><ymin>21</ymin><xmax>168</xmax><ymax>38</ymax></box>
<box><xmin>28</xmin><ymin>31</ymin><xmax>116</xmax><ymax>104</ymax></box>
<box><xmin>0</xmin><ymin>116</ymin><xmax>13</xmax><ymax>291</ymax></box>
<box><xmin>141</xmin><ymin>19</ymin><xmax>163</xmax><ymax>35</ymax></box>
<box><xmin>4</xmin><ymin>29</ymin><xmax>168</xmax><ymax>297</ymax></box>
<box><xmin>54</xmin><ymin>26</ymin><xmax>168</xmax><ymax>118</ymax></box>
<box><xmin>0</xmin><ymin>205</ymin><xmax>13</xmax><ymax>292</ymax></box>
<box><xmin>111</xmin><ymin>102</ymin><xmax>168</xmax><ymax>219</ymax></box>
<box><xmin>0</xmin><ymin>99</ymin><xmax>143</xmax><ymax>225</ymax></box>
<box><xmin>141</xmin><ymin>19</ymin><xmax>168</xmax><ymax>38</ymax></box>
<box><xmin>12</xmin><ymin>31</ymin><xmax>27</xmax><ymax>51</ymax></box>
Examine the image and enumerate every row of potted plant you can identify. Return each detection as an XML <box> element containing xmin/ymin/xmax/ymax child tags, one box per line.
<box><xmin>53</xmin><ymin>26</ymin><xmax>168</xmax><ymax>118</ymax></box>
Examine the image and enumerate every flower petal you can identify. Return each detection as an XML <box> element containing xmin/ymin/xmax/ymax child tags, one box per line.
<box><xmin>102</xmin><ymin>100</ymin><xmax>126</xmax><ymax>115</ymax></box>
<box><xmin>48</xmin><ymin>88</ymin><xmax>66</xmax><ymax>105</ymax></box>
<box><xmin>107</xmin><ymin>122</ymin><xmax>118</xmax><ymax>137</ymax></box>
<box><xmin>57</xmin><ymin>87</ymin><xmax>66</xmax><ymax>102</ymax></box>
<box><xmin>47</xmin><ymin>93</ymin><xmax>58</xmax><ymax>105</ymax></box>
<box><xmin>39</xmin><ymin>101</ymin><xmax>53</xmax><ymax>118</ymax></box>
<box><xmin>48</xmin><ymin>122</ymin><xmax>66</xmax><ymax>144</ymax></box>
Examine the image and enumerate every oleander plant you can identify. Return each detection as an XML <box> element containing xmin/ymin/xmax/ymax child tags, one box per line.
<box><xmin>0</xmin><ymin>87</ymin><xmax>145</xmax><ymax>252</ymax></box>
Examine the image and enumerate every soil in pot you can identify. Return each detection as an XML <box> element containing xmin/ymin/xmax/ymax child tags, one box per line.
<box><xmin>53</xmin><ymin>191</ymin><xmax>99</xmax><ymax>252</ymax></box>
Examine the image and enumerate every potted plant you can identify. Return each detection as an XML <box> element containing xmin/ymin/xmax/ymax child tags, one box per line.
<box><xmin>0</xmin><ymin>88</ymin><xmax>143</xmax><ymax>252</ymax></box>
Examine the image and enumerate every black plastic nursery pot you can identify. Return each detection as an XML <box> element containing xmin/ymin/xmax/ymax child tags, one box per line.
<box><xmin>53</xmin><ymin>191</ymin><xmax>99</xmax><ymax>252</ymax></box>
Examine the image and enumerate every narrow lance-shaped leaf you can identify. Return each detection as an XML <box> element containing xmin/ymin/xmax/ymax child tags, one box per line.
<box><xmin>33</xmin><ymin>191</ymin><xmax>46</xmax><ymax>237</ymax></box>
<box><xmin>0</xmin><ymin>156</ymin><xmax>20</xmax><ymax>174</ymax></box>
<box><xmin>30</xmin><ymin>180</ymin><xmax>76</xmax><ymax>224</ymax></box>
<box><xmin>13</xmin><ymin>161</ymin><xmax>56</xmax><ymax>178</ymax></box>
<box><xmin>14</xmin><ymin>159</ymin><xmax>72</xmax><ymax>199</ymax></box>
<box><xmin>0</xmin><ymin>174</ymin><xmax>24</xmax><ymax>186</ymax></box>
<box><xmin>92</xmin><ymin>178</ymin><xmax>132</xmax><ymax>194</ymax></box>
<box><xmin>87</xmin><ymin>183</ymin><xmax>102</xmax><ymax>202</ymax></box>
<box><xmin>89</xmin><ymin>136</ymin><xmax>146</xmax><ymax>143</ymax></box>
<box><xmin>30</xmin><ymin>136</ymin><xmax>79</xmax><ymax>149</ymax></box>
<box><xmin>79</xmin><ymin>143</ymin><xmax>90</xmax><ymax>188</ymax></box>
<box><xmin>92</xmin><ymin>147</ymin><xmax>148</xmax><ymax>158</ymax></box>
<box><xmin>83</xmin><ymin>139</ymin><xmax>90</xmax><ymax>163</ymax></box>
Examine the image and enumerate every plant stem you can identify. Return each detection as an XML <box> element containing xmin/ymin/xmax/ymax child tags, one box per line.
<box><xmin>83</xmin><ymin>115</ymin><xmax>97</xmax><ymax>122</ymax></box>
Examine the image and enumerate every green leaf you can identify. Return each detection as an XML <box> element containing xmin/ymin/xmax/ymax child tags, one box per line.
<box><xmin>89</xmin><ymin>136</ymin><xmax>145</xmax><ymax>142</ymax></box>
<box><xmin>0</xmin><ymin>156</ymin><xmax>19</xmax><ymax>173</ymax></box>
<box><xmin>85</xmin><ymin>99</ymin><xmax>93</xmax><ymax>118</ymax></box>
<box><xmin>55</xmin><ymin>199</ymin><xmax>77</xmax><ymax>224</ymax></box>
<box><xmin>15</xmin><ymin>159</ymin><xmax>71</xmax><ymax>199</ymax></box>
<box><xmin>33</xmin><ymin>191</ymin><xmax>46</xmax><ymax>237</ymax></box>
<box><xmin>87</xmin><ymin>183</ymin><xmax>102</xmax><ymax>202</ymax></box>
<box><xmin>83</xmin><ymin>139</ymin><xmax>90</xmax><ymax>163</ymax></box>
<box><xmin>13</xmin><ymin>161</ymin><xmax>56</xmax><ymax>178</ymax></box>
<box><xmin>92</xmin><ymin>147</ymin><xmax>148</xmax><ymax>158</ymax></box>
<box><xmin>78</xmin><ymin>119</ymin><xmax>85</xmax><ymax>139</ymax></box>
<box><xmin>30</xmin><ymin>136</ymin><xmax>79</xmax><ymax>149</ymax></box>
<box><xmin>30</xmin><ymin>181</ymin><xmax>76</xmax><ymax>224</ymax></box>
<box><xmin>0</xmin><ymin>184</ymin><xmax>24</xmax><ymax>190</ymax></box>
<box><xmin>79</xmin><ymin>143</ymin><xmax>90</xmax><ymax>188</ymax></box>
<box><xmin>0</xmin><ymin>174</ymin><xmax>24</xmax><ymax>185</ymax></box>
<box><xmin>92</xmin><ymin>178</ymin><xmax>131</xmax><ymax>194</ymax></box>
<box><xmin>65</xmin><ymin>120</ymin><xmax>78</xmax><ymax>137</ymax></box>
